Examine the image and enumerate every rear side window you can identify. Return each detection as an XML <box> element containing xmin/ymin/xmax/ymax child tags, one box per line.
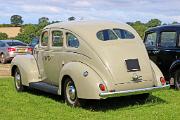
<box><xmin>97</xmin><ymin>29</ymin><xmax>118</xmax><ymax>41</ymax></box>
<box><xmin>41</xmin><ymin>31</ymin><xmax>48</xmax><ymax>46</ymax></box>
<box><xmin>113</xmin><ymin>29</ymin><xmax>135</xmax><ymax>39</ymax></box>
<box><xmin>52</xmin><ymin>31</ymin><xmax>63</xmax><ymax>47</ymax></box>
<box><xmin>0</xmin><ymin>41</ymin><xmax>6</xmax><ymax>47</ymax></box>
<box><xmin>144</xmin><ymin>32</ymin><xmax>157</xmax><ymax>47</ymax></box>
<box><xmin>160</xmin><ymin>32</ymin><xmax>176</xmax><ymax>47</ymax></box>
<box><xmin>7</xmin><ymin>41</ymin><xmax>27</xmax><ymax>46</ymax></box>
<box><xmin>66</xmin><ymin>33</ymin><xmax>79</xmax><ymax>48</ymax></box>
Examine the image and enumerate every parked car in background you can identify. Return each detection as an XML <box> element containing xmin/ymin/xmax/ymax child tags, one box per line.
<box><xmin>11</xmin><ymin>21</ymin><xmax>169</xmax><ymax>107</ymax></box>
<box><xmin>144</xmin><ymin>25</ymin><xmax>180</xmax><ymax>89</ymax></box>
<box><xmin>0</xmin><ymin>40</ymin><xmax>32</xmax><ymax>64</ymax></box>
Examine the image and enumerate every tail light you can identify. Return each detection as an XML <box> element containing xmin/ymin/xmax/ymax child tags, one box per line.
<box><xmin>99</xmin><ymin>84</ymin><xmax>106</xmax><ymax>91</ymax></box>
<box><xmin>160</xmin><ymin>77</ymin><xmax>166</xmax><ymax>86</ymax></box>
<box><xmin>8</xmin><ymin>47</ymin><xmax>16</xmax><ymax>52</ymax></box>
<box><xmin>27</xmin><ymin>48</ymin><xmax>33</xmax><ymax>52</ymax></box>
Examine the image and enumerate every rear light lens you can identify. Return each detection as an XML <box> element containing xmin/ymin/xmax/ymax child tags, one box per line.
<box><xmin>27</xmin><ymin>48</ymin><xmax>33</xmax><ymax>52</ymax></box>
<box><xmin>99</xmin><ymin>84</ymin><xmax>106</xmax><ymax>91</ymax></box>
<box><xmin>8</xmin><ymin>47</ymin><xmax>16</xmax><ymax>52</ymax></box>
<box><xmin>160</xmin><ymin>77</ymin><xmax>166</xmax><ymax>86</ymax></box>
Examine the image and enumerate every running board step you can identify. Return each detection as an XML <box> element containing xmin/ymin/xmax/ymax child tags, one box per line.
<box><xmin>29</xmin><ymin>82</ymin><xmax>59</xmax><ymax>95</ymax></box>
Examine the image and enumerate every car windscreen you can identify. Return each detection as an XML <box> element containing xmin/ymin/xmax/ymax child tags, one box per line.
<box><xmin>7</xmin><ymin>41</ymin><xmax>27</xmax><ymax>46</ymax></box>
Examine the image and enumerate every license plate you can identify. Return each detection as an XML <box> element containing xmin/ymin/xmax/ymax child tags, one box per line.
<box><xmin>125</xmin><ymin>59</ymin><xmax>140</xmax><ymax>72</ymax></box>
<box><xmin>17</xmin><ymin>49</ymin><xmax>25</xmax><ymax>53</ymax></box>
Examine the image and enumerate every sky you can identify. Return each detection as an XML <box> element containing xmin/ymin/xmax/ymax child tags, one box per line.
<box><xmin>0</xmin><ymin>0</ymin><xmax>180</xmax><ymax>24</ymax></box>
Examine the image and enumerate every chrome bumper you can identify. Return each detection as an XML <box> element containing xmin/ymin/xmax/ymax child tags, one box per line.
<box><xmin>99</xmin><ymin>85</ymin><xmax>170</xmax><ymax>98</ymax></box>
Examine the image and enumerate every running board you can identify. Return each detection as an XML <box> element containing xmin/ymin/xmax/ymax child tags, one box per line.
<box><xmin>29</xmin><ymin>82</ymin><xmax>59</xmax><ymax>95</ymax></box>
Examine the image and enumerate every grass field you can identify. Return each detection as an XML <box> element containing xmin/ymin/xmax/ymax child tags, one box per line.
<box><xmin>0</xmin><ymin>77</ymin><xmax>180</xmax><ymax>120</ymax></box>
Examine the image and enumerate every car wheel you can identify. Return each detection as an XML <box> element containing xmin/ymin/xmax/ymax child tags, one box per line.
<box><xmin>0</xmin><ymin>54</ymin><xmax>7</xmax><ymax>64</ymax></box>
<box><xmin>14</xmin><ymin>67</ymin><xmax>24</xmax><ymax>92</ymax></box>
<box><xmin>174</xmin><ymin>70</ymin><xmax>180</xmax><ymax>90</ymax></box>
<box><xmin>64</xmin><ymin>78</ymin><xmax>80</xmax><ymax>107</ymax></box>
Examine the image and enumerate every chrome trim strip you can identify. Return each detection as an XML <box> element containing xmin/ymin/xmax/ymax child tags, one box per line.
<box><xmin>99</xmin><ymin>85</ymin><xmax>170</xmax><ymax>98</ymax></box>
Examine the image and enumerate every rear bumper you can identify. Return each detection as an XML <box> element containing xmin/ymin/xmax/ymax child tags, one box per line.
<box><xmin>99</xmin><ymin>85</ymin><xmax>170</xmax><ymax>98</ymax></box>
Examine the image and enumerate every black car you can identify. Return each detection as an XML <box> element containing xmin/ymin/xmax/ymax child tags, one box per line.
<box><xmin>144</xmin><ymin>25</ymin><xmax>180</xmax><ymax>89</ymax></box>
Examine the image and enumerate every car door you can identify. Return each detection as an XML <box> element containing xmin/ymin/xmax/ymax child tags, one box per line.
<box><xmin>34</xmin><ymin>30</ymin><xmax>50</xmax><ymax>83</ymax></box>
<box><xmin>144</xmin><ymin>31</ymin><xmax>158</xmax><ymax>62</ymax></box>
<box><xmin>157</xmin><ymin>31</ymin><xmax>178</xmax><ymax>74</ymax></box>
<box><xmin>42</xmin><ymin>28</ymin><xmax>65</xmax><ymax>86</ymax></box>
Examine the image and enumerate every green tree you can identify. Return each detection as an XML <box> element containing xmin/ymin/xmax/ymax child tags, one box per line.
<box><xmin>172</xmin><ymin>21</ymin><xmax>179</xmax><ymax>24</ymax></box>
<box><xmin>0</xmin><ymin>32</ymin><xmax>8</xmax><ymax>40</ymax></box>
<box><xmin>68</xmin><ymin>16</ymin><xmax>76</xmax><ymax>21</ymax></box>
<box><xmin>39</xmin><ymin>17</ymin><xmax>49</xmax><ymax>24</ymax></box>
<box><xmin>128</xmin><ymin>21</ymin><xmax>148</xmax><ymax>39</ymax></box>
<box><xmin>10</xmin><ymin>15</ymin><xmax>23</xmax><ymax>26</ymax></box>
<box><xmin>146</xmin><ymin>19</ymin><xmax>162</xmax><ymax>27</ymax></box>
<box><xmin>15</xmin><ymin>24</ymin><xmax>38</xmax><ymax>43</ymax></box>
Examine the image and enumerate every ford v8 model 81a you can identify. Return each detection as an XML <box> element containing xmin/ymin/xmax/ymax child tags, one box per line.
<box><xmin>11</xmin><ymin>21</ymin><xmax>169</xmax><ymax>107</ymax></box>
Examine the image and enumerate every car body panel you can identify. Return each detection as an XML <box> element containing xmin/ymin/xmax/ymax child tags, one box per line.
<box><xmin>0</xmin><ymin>40</ymin><xmax>32</xmax><ymax>62</ymax></box>
<box><xmin>144</xmin><ymin>25</ymin><xmax>180</xmax><ymax>79</ymax></box>
<box><xmin>11</xmin><ymin>21</ymin><xmax>168</xmax><ymax>99</ymax></box>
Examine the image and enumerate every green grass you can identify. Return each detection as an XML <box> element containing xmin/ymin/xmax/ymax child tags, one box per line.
<box><xmin>0</xmin><ymin>77</ymin><xmax>180</xmax><ymax>120</ymax></box>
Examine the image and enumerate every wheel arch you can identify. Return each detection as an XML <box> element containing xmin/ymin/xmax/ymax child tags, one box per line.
<box><xmin>11</xmin><ymin>65</ymin><xmax>18</xmax><ymax>77</ymax></box>
<box><xmin>169</xmin><ymin>60</ymin><xmax>180</xmax><ymax>77</ymax></box>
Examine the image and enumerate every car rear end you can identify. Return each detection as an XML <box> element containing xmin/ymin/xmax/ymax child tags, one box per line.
<box><xmin>82</xmin><ymin>23</ymin><xmax>170</xmax><ymax>99</ymax></box>
<box><xmin>4</xmin><ymin>40</ymin><xmax>33</xmax><ymax>61</ymax></box>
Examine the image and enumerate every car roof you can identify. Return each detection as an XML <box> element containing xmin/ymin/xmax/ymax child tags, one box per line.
<box><xmin>44</xmin><ymin>20</ymin><xmax>141</xmax><ymax>43</ymax></box>
<box><xmin>0</xmin><ymin>40</ymin><xmax>22</xmax><ymax>43</ymax></box>
<box><xmin>146</xmin><ymin>24</ymin><xmax>180</xmax><ymax>33</ymax></box>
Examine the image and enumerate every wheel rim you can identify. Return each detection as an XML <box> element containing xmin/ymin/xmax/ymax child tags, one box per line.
<box><xmin>66</xmin><ymin>81</ymin><xmax>76</xmax><ymax>104</ymax></box>
<box><xmin>15</xmin><ymin>70</ymin><xmax>21</xmax><ymax>89</ymax></box>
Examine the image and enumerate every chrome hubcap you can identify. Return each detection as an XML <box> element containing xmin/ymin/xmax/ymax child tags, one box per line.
<box><xmin>15</xmin><ymin>71</ymin><xmax>21</xmax><ymax>89</ymax></box>
<box><xmin>66</xmin><ymin>81</ymin><xmax>76</xmax><ymax>103</ymax></box>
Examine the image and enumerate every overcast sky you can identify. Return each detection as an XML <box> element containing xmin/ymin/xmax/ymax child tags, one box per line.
<box><xmin>0</xmin><ymin>0</ymin><xmax>180</xmax><ymax>24</ymax></box>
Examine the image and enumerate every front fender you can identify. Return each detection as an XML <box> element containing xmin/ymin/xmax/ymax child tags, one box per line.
<box><xmin>150</xmin><ymin>60</ymin><xmax>164</xmax><ymax>86</ymax></box>
<box><xmin>59</xmin><ymin>62</ymin><xmax>105</xmax><ymax>99</ymax></box>
<box><xmin>11</xmin><ymin>55</ymin><xmax>41</xmax><ymax>86</ymax></box>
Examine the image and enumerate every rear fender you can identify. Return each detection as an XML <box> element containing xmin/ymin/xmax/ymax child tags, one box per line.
<box><xmin>150</xmin><ymin>60</ymin><xmax>164</xmax><ymax>86</ymax></box>
<box><xmin>59</xmin><ymin>62</ymin><xmax>105</xmax><ymax>99</ymax></box>
<box><xmin>11</xmin><ymin>55</ymin><xmax>41</xmax><ymax>86</ymax></box>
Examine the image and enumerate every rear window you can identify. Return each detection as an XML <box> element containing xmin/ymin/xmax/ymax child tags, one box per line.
<box><xmin>7</xmin><ymin>41</ymin><xmax>27</xmax><ymax>46</ymax></box>
<box><xmin>97</xmin><ymin>29</ymin><xmax>135</xmax><ymax>41</ymax></box>
<box><xmin>113</xmin><ymin>29</ymin><xmax>135</xmax><ymax>39</ymax></box>
<box><xmin>97</xmin><ymin>29</ymin><xmax>118</xmax><ymax>41</ymax></box>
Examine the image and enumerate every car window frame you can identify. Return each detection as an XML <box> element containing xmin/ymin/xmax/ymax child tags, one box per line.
<box><xmin>40</xmin><ymin>29</ymin><xmax>49</xmax><ymax>48</ymax></box>
<box><xmin>65</xmin><ymin>31</ymin><xmax>80</xmax><ymax>49</ymax></box>
<box><xmin>50</xmin><ymin>29</ymin><xmax>65</xmax><ymax>49</ymax></box>
<box><xmin>159</xmin><ymin>31</ymin><xmax>177</xmax><ymax>48</ymax></box>
<box><xmin>113</xmin><ymin>28</ymin><xmax>135</xmax><ymax>39</ymax></box>
<box><xmin>96</xmin><ymin>29</ymin><xmax>118</xmax><ymax>41</ymax></box>
<box><xmin>144</xmin><ymin>31</ymin><xmax>157</xmax><ymax>48</ymax></box>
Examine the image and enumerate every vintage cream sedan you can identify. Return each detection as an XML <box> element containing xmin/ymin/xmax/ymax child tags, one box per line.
<box><xmin>11</xmin><ymin>21</ymin><xmax>169</xmax><ymax>106</ymax></box>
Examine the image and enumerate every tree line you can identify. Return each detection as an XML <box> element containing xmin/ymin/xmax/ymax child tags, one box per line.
<box><xmin>0</xmin><ymin>15</ymin><xmax>179</xmax><ymax>43</ymax></box>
